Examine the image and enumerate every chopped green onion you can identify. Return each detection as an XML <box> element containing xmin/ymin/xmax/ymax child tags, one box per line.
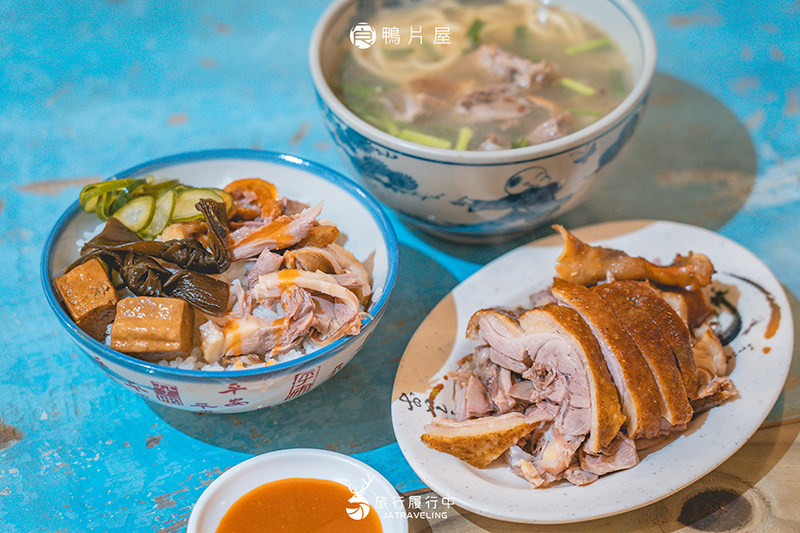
<box><xmin>364</xmin><ymin>115</ymin><xmax>400</xmax><ymax>137</ymax></box>
<box><xmin>560</xmin><ymin>77</ymin><xmax>597</xmax><ymax>96</ymax></box>
<box><xmin>399</xmin><ymin>128</ymin><xmax>452</xmax><ymax>149</ymax></box>
<box><xmin>565</xmin><ymin>36</ymin><xmax>612</xmax><ymax>55</ymax></box>
<box><xmin>566</xmin><ymin>108</ymin><xmax>603</xmax><ymax>116</ymax></box>
<box><xmin>466</xmin><ymin>18</ymin><xmax>485</xmax><ymax>48</ymax></box>
<box><xmin>512</xmin><ymin>138</ymin><xmax>531</xmax><ymax>149</ymax></box>
<box><xmin>455</xmin><ymin>127</ymin><xmax>473</xmax><ymax>151</ymax></box>
<box><xmin>343</xmin><ymin>83</ymin><xmax>383</xmax><ymax>99</ymax></box>
<box><xmin>384</xmin><ymin>121</ymin><xmax>400</xmax><ymax>137</ymax></box>
<box><xmin>611</xmin><ymin>69</ymin><xmax>626</xmax><ymax>97</ymax></box>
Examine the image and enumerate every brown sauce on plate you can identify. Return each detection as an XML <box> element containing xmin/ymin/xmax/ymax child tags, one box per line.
<box><xmin>215</xmin><ymin>477</ymin><xmax>383</xmax><ymax>533</ymax></box>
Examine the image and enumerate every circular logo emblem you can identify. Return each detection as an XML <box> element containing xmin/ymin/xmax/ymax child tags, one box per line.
<box><xmin>350</xmin><ymin>23</ymin><xmax>376</xmax><ymax>49</ymax></box>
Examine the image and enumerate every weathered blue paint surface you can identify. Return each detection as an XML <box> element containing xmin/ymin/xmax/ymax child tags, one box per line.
<box><xmin>1</xmin><ymin>0</ymin><xmax>799</xmax><ymax>531</ymax></box>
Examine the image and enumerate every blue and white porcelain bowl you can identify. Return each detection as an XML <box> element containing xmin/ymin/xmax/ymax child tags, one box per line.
<box><xmin>309</xmin><ymin>0</ymin><xmax>656</xmax><ymax>242</ymax></box>
<box><xmin>42</xmin><ymin>149</ymin><xmax>398</xmax><ymax>414</ymax></box>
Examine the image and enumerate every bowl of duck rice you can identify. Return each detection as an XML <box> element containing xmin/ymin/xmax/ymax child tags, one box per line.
<box><xmin>42</xmin><ymin>149</ymin><xmax>399</xmax><ymax>413</ymax></box>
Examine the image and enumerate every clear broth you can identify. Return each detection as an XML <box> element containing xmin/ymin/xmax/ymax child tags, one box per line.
<box><xmin>332</xmin><ymin>0</ymin><xmax>632</xmax><ymax>150</ymax></box>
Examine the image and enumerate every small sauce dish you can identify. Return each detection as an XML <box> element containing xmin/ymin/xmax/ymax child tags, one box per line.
<box><xmin>187</xmin><ymin>448</ymin><xmax>409</xmax><ymax>533</ymax></box>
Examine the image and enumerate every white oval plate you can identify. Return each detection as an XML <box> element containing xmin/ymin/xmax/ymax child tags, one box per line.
<box><xmin>187</xmin><ymin>448</ymin><xmax>408</xmax><ymax>533</ymax></box>
<box><xmin>391</xmin><ymin>220</ymin><xmax>794</xmax><ymax>524</ymax></box>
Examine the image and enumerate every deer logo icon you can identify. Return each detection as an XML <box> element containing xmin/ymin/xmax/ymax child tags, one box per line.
<box><xmin>346</xmin><ymin>474</ymin><xmax>373</xmax><ymax>520</ymax></box>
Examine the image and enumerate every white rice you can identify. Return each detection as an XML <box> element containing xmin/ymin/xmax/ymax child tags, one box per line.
<box><xmin>156</xmin><ymin>340</ymin><xmax>317</xmax><ymax>372</ymax></box>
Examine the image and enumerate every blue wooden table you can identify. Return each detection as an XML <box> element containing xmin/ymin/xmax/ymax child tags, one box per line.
<box><xmin>2</xmin><ymin>1</ymin><xmax>799</xmax><ymax>531</ymax></box>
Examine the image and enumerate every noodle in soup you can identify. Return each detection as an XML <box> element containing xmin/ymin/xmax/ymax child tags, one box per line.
<box><xmin>331</xmin><ymin>0</ymin><xmax>632</xmax><ymax>151</ymax></box>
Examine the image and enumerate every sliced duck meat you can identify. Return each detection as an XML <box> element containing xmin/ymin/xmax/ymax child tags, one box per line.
<box><xmin>292</xmin><ymin>223</ymin><xmax>340</xmax><ymax>249</ymax></box>
<box><xmin>523</xmin><ymin>402</ymin><xmax>560</xmax><ymax>424</ymax></box>
<box><xmin>467</xmin><ymin>308</ymin><xmax>530</xmax><ymax>365</ymax></box>
<box><xmin>614</xmin><ymin>281</ymin><xmax>701</xmax><ymax>400</ymax></box>
<box><xmin>230</xmin><ymin>202</ymin><xmax>324</xmax><ymax>260</ymax></box>
<box><xmin>246</xmin><ymin>249</ymin><xmax>283</xmax><ymax>290</ymax></box>
<box><xmin>218</xmin><ymin>286</ymin><xmax>317</xmax><ymax>358</ymax></box>
<box><xmin>482</xmin><ymin>345</ymin><xmax>525</xmax><ymax>374</ymax></box>
<box><xmin>421</xmin><ymin>412</ymin><xmax>534</xmax><ymax>469</ymax></box>
<box><xmin>451</xmin><ymin>348</ymin><xmax>517</xmax><ymax>419</ymax></box>
<box><xmin>325</xmin><ymin>243</ymin><xmax>373</xmax><ymax>306</ymax></box>
<box><xmin>552</xmin><ymin>224</ymin><xmax>716</xmax><ymax>291</ymax></box>
<box><xmin>593</xmin><ymin>282</ymin><xmax>693</xmax><ymax>428</ymax></box>
<box><xmin>551</xmin><ymin>277</ymin><xmax>662</xmax><ymax>439</ymax></box>
<box><xmin>525</xmin><ymin>112</ymin><xmax>567</xmax><ymax>145</ymax></box>
<box><xmin>478</xmin><ymin>133</ymin><xmax>510</xmax><ymax>151</ymax></box>
<box><xmin>456</xmin><ymin>84</ymin><xmax>532</xmax><ymax>123</ymax></box>
<box><xmin>522</xmin><ymin>361</ymin><xmax>568</xmax><ymax>407</ymax></box>
<box><xmin>563</xmin><ymin>465</ymin><xmax>599</xmax><ymax>486</ymax></box>
<box><xmin>662</xmin><ymin>288</ymin><xmax>715</xmax><ymax>330</ymax></box>
<box><xmin>691</xmin><ymin>375</ymin><xmax>737</xmax><ymax>414</ymax></box>
<box><xmin>473</xmin><ymin>44</ymin><xmax>557</xmax><ymax>89</ymax></box>
<box><xmin>283</xmin><ymin>243</ymin><xmax>372</xmax><ymax>308</ymax></box>
<box><xmin>283</xmin><ymin>245</ymin><xmax>342</xmax><ymax>274</ymax></box>
<box><xmin>519</xmin><ymin>304</ymin><xmax>625</xmax><ymax>453</ymax></box>
<box><xmin>453</xmin><ymin>374</ymin><xmax>494</xmax><ymax>421</ymax></box>
<box><xmin>507</xmin><ymin>379</ymin><xmax>537</xmax><ymax>403</ymax></box>
<box><xmin>481</xmin><ymin>363</ymin><xmax>516</xmax><ymax>415</ymax></box>
<box><xmin>307</xmin><ymin>293</ymin><xmax>365</xmax><ymax>343</ymax></box>
<box><xmin>692</xmin><ymin>322</ymin><xmax>728</xmax><ymax>381</ymax></box>
<box><xmin>507</xmin><ymin>426</ymin><xmax>584</xmax><ymax>488</ymax></box>
<box><xmin>579</xmin><ymin>432</ymin><xmax>639</xmax><ymax>476</ymax></box>
<box><xmin>251</xmin><ymin>269</ymin><xmax>361</xmax><ymax>314</ymax></box>
<box><xmin>250</xmin><ymin>268</ymin><xmax>365</xmax><ymax>345</ymax></box>
<box><xmin>418</xmin><ymin>228</ymin><xmax>739</xmax><ymax>489</ymax></box>
<box><xmin>658</xmin><ymin>290</ymin><xmax>689</xmax><ymax>326</ymax></box>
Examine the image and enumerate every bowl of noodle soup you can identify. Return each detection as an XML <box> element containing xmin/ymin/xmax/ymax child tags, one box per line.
<box><xmin>310</xmin><ymin>0</ymin><xmax>656</xmax><ymax>242</ymax></box>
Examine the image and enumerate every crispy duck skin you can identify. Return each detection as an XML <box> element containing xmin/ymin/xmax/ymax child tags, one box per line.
<box><xmin>551</xmin><ymin>278</ymin><xmax>662</xmax><ymax>439</ymax></box>
<box><xmin>421</xmin><ymin>412</ymin><xmax>534</xmax><ymax>469</ymax></box>
<box><xmin>593</xmin><ymin>282</ymin><xmax>693</xmax><ymax>427</ymax></box>
<box><xmin>552</xmin><ymin>225</ymin><xmax>715</xmax><ymax>291</ymax></box>
<box><xmin>615</xmin><ymin>281</ymin><xmax>702</xmax><ymax>400</ymax></box>
<box><xmin>518</xmin><ymin>304</ymin><xmax>625</xmax><ymax>453</ymax></box>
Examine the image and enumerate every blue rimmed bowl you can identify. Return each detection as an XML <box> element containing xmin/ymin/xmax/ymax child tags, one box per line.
<box><xmin>42</xmin><ymin>149</ymin><xmax>399</xmax><ymax>414</ymax></box>
<box><xmin>310</xmin><ymin>0</ymin><xmax>656</xmax><ymax>243</ymax></box>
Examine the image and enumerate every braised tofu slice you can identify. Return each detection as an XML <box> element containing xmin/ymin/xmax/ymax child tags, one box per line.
<box><xmin>55</xmin><ymin>258</ymin><xmax>118</xmax><ymax>341</ymax></box>
<box><xmin>109</xmin><ymin>297</ymin><xmax>194</xmax><ymax>361</ymax></box>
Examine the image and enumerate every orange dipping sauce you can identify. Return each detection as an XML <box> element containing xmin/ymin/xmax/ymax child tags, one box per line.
<box><xmin>214</xmin><ymin>477</ymin><xmax>383</xmax><ymax>533</ymax></box>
